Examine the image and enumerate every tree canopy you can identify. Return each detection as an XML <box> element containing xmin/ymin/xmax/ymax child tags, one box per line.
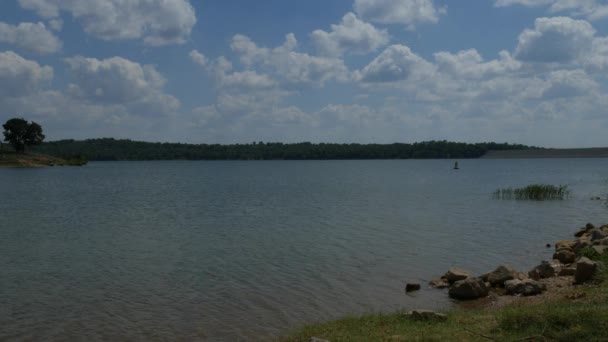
<box><xmin>2</xmin><ymin>118</ymin><xmax>45</xmax><ymax>153</ymax></box>
<box><xmin>33</xmin><ymin>138</ymin><xmax>540</xmax><ymax>161</ymax></box>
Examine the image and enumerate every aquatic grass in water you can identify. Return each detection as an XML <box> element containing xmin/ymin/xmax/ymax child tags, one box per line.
<box><xmin>493</xmin><ymin>184</ymin><xmax>570</xmax><ymax>200</ymax></box>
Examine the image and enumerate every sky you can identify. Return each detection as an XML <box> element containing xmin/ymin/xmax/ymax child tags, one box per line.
<box><xmin>1</xmin><ymin>0</ymin><xmax>608</xmax><ymax>147</ymax></box>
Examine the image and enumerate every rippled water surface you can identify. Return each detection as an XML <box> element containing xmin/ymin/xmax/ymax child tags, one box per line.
<box><xmin>1</xmin><ymin>159</ymin><xmax>607</xmax><ymax>341</ymax></box>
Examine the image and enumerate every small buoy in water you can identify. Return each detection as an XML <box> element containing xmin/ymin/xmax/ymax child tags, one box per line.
<box><xmin>453</xmin><ymin>161</ymin><xmax>459</xmax><ymax>170</ymax></box>
<box><xmin>546</xmin><ymin>243</ymin><xmax>551</xmax><ymax>248</ymax></box>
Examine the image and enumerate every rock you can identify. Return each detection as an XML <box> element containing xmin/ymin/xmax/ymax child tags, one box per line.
<box><xmin>444</xmin><ymin>268</ymin><xmax>470</xmax><ymax>284</ymax></box>
<box><xmin>405</xmin><ymin>310</ymin><xmax>448</xmax><ymax>322</ymax></box>
<box><xmin>486</xmin><ymin>265</ymin><xmax>518</xmax><ymax>287</ymax></box>
<box><xmin>448</xmin><ymin>278</ymin><xmax>488</xmax><ymax>300</ymax></box>
<box><xmin>553</xmin><ymin>249</ymin><xmax>576</xmax><ymax>264</ymax></box>
<box><xmin>405</xmin><ymin>283</ymin><xmax>421</xmax><ymax>292</ymax></box>
<box><xmin>505</xmin><ymin>279</ymin><xmax>547</xmax><ymax>296</ymax></box>
<box><xmin>575</xmin><ymin>257</ymin><xmax>598</xmax><ymax>284</ymax></box>
<box><xmin>592</xmin><ymin>245</ymin><xmax>608</xmax><ymax>255</ymax></box>
<box><xmin>310</xmin><ymin>338</ymin><xmax>330</xmax><ymax>342</ymax></box>
<box><xmin>559</xmin><ymin>267</ymin><xmax>577</xmax><ymax>276</ymax></box>
<box><xmin>555</xmin><ymin>240</ymin><xmax>576</xmax><ymax>250</ymax></box>
<box><xmin>574</xmin><ymin>238</ymin><xmax>591</xmax><ymax>253</ymax></box>
<box><xmin>591</xmin><ymin>229</ymin><xmax>607</xmax><ymax>241</ymax></box>
<box><xmin>575</xmin><ymin>224</ymin><xmax>595</xmax><ymax>237</ymax></box>
<box><xmin>599</xmin><ymin>238</ymin><xmax>608</xmax><ymax>246</ymax></box>
<box><xmin>529</xmin><ymin>261</ymin><xmax>561</xmax><ymax>279</ymax></box>
<box><xmin>429</xmin><ymin>279</ymin><xmax>450</xmax><ymax>289</ymax></box>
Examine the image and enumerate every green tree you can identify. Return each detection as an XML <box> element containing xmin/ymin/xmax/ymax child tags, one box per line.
<box><xmin>2</xmin><ymin>118</ymin><xmax>45</xmax><ymax>153</ymax></box>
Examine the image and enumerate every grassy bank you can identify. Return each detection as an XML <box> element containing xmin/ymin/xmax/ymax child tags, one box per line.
<box><xmin>0</xmin><ymin>150</ymin><xmax>87</xmax><ymax>167</ymax></box>
<box><xmin>283</xmin><ymin>252</ymin><xmax>608</xmax><ymax>341</ymax></box>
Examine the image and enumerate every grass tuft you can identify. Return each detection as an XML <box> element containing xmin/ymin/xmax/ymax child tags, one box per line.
<box><xmin>493</xmin><ymin>184</ymin><xmax>570</xmax><ymax>200</ymax></box>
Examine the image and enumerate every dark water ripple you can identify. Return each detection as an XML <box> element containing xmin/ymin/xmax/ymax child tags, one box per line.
<box><xmin>1</xmin><ymin>159</ymin><xmax>607</xmax><ymax>341</ymax></box>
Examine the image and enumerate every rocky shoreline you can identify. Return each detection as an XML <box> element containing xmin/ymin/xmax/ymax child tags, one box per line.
<box><xmin>416</xmin><ymin>223</ymin><xmax>607</xmax><ymax>303</ymax></box>
<box><xmin>298</xmin><ymin>223</ymin><xmax>608</xmax><ymax>342</ymax></box>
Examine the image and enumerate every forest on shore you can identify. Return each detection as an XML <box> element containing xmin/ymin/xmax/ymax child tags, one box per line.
<box><xmin>31</xmin><ymin>139</ymin><xmax>539</xmax><ymax>161</ymax></box>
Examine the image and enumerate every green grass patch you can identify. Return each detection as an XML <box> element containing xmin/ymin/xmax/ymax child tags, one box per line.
<box><xmin>282</xmin><ymin>280</ymin><xmax>608</xmax><ymax>342</ymax></box>
<box><xmin>493</xmin><ymin>184</ymin><xmax>570</xmax><ymax>200</ymax></box>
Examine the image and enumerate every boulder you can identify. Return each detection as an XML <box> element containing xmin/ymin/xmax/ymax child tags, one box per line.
<box><xmin>559</xmin><ymin>267</ymin><xmax>577</xmax><ymax>276</ymax></box>
<box><xmin>555</xmin><ymin>240</ymin><xmax>576</xmax><ymax>250</ymax></box>
<box><xmin>444</xmin><ymin>268</ymin><xmax>470</xmax><ymax>284</ymax></box>
<box><xmin>505</xmin><ymin>279</ymin><xmax>547</xmax><ymax>296</ymax></box>
<box><xmin>575</xmin><ymin>257</ymin><xmax>599</xmax><ymax>284</ymax></box>
<box><xmin>600</xmin><ymin>238</ymin><xmax>608</xmax><ymax>246</ymax></box>
<box><xmin>553</xmin><ymin>249</ymin><xmax>576</xmax><ymax>264</ymax></box>
<box><xmin>448</xmin><ymin>278</ymin><xmax>488</xmax><ymax>300</ymax></box>
<box><xmin>573</xmin><ymin>238</ymin><xmax>591</xmax><ymax>253</ymax></box>
<box><xmin>486</xmin><ymin>265</ymin><xmax>518</xmax><ymax>287</ymax></box>
<box><xmin>591</xmin><ymin>229</ymin><xmax>607</xmax><ymax>242</ymax></box>
<box><xmin>429</xmin><ymin>279</ymin><xmax>450</xmax><ymax>289</ymax></box>
<box><xmin>405</xmin><ymin>283</ymin><xmax>421</xmax><ymax>292</ymax></box>
<box><xmin>575</xmin><ymin>224</ymin><xmax>595</xmax><ymax>237</ymax></box>
<box><xmin>529</xmin><ymin>261</ymin><xmax>561</xmax><ymax>280</ymax></box>
<box><xmin>591</xmin><ymin>245</ymin><xmax>608</xmax><ymax>255</ymax></box>
<box><xmin>405</xmin><ymin>310</ymin><xmax>448</xmax><ymax>322</ymax></box>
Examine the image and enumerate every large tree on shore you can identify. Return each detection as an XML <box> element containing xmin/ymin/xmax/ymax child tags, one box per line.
<box><xmin>2</xmin><ymin>118</ymin><xmax>45</xmax><ymax>153</ymax></box>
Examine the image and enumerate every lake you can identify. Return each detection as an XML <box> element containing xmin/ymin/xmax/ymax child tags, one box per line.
<box><xmin>1</xmin><ymin>159</ymin><xmax>607</xmax><ymax>341</ymax></box>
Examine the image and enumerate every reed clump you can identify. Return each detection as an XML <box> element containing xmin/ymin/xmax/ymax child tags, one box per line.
<box><xmin>493</xmin><ymin>184</ymin><xmax>570</xmax><ymax>200</ymax></box>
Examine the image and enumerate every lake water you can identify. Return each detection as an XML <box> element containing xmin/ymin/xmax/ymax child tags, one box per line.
<box><xmin>1</xmin><ymin>159</ymin><xmax>607</xmax><ymax>341</ymax></box>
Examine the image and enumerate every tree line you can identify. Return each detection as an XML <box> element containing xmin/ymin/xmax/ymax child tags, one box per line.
<box><xmin>32</xmin><ymin>138</ymin><xmax>540</xmax><ymax>161</ymax></box>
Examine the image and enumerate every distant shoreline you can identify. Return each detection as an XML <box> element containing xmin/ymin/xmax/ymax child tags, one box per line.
<box><xmin>482</xmin><ymin>148</ymin><xmax>608</xmax><ymax>159</ymax></box>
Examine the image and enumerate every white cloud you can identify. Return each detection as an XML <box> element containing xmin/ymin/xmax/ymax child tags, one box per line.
<box><xmin>434</xmin><ymin>49</ymin><xmax>521</xmax><ymax>79</ymax></box>
<box><xmin>189</xmin><ymin>50</ymin><xmax>208</xmax><ymax>67</ymax></box>
<box><xmin>0</xmin><ymin>51</ymin><xmax>53</xmax><ymax>98</ymax></box>
<box><xmin>221</xmin><ymin>71</ymin><xmax>277</xmax><ymax>90</ymax></box>
<box><xmin>64</xmin><ymin>56</ymin><xmax>179</xmax><ymax>116</ymax></box>
<box><xmin>311</xmin><ymin>12</ymin><xmax>390</xmax><ymax>57</ymax></box>
<box><xmin>230</xmin><ymin>33</ymin><xmax>349</xmax><ymax>87</ymax></box>
<box><xmin>540</xmin><ymin>69</ymin><xmax>598</xmax><ymax>99</ymax></box>
<box><xmin>587</xmin><ymin>37</ymin><xmax>608</xmax><ymax>69</ymax></box>
<box><xmin>357</xmin><ymin>44</ymin><xmax>434</xmax><ymax>83</ymax></box>
<box><xmin>495</xmin><ymin>0</ymin><xmax>608</xmax><ymax>21</ymax></box>
<box><xmin>0</xmin><ymin>22</ymin><xmax>61</xmax><ymax>55</ymax></box>
<box><xmin>514</xmin><ymin>17</ymin><xmax>595</xmax><ymax>63</ymax></box>
<box><xmin>18</xmin><ymin>0</ymin><xmax>196</xmax><ymax>45</ymax></box>
<box><xmin>354</xmin><ymin>0</ymin><xmax>446</xmax><ymax>28</ymax></box>
<box><xmin>48</xmin><ymin>19</ymin><xmax>62</xmax><ymax>31</ymax></box>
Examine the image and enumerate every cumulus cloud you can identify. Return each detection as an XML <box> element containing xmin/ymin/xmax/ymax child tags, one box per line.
<box><xmin>354</xmin><ymin>0</ymin><xmax>446</xmax><ymax>28</ymax></box>
<box><xmin>357</xmin><ymin>44</ymin><xmax>434</xmax><ymax>83</ymax></box>
<box><xmin>230</xmin><ymin>33</ymin><xmax>349</xmax><ymax>87</ymax></box>
<box><xmin>434</xmin><ymin>49</ymin><xmax>521</xmax><ymax>79</ymax></box>
<box><xmin>18</xmin><ymin>0</ymin><xmax>196</xmax><ymax>45</ymax></box>
<box><xmin>311</xmin><ymin>12</ymin><xmax>390</xmax><ymax>56</ymax></box>
<box><xmin>0</xmin><ymin>22</ymin><xmax>61</xmax><ymax>55</ymax></box>
<box><xmin>64</xmin><ymin>56</ymin><xmax>179</xmax><ymax>116</ymax></box>
<box><xmin>189</xmin><ymin>50</ymin><xmax>208</xmax><ymax>68</ymax></box>
<box><xmin>48</xmin><ymin>19</ymin><xmax>62</xmax><ymax>31</ymax></box>
<box><xmin>0</xmin><ymin>51</ymin><xmax>53</xmax><ymax>98</ymax></box>
<box><xmin>514</xmin><ymin>17</ymin><xmax>595</xmax><ymax>63</ymax></box>
<box><xmin>495</xmin><ymin>0</ymin><xmax>608</xmax><ymax>21</ymax></box>
<box><xmin>540</xmin><ymin>69</ymin><xmax>598</xmax><ymax>99</ymax></box>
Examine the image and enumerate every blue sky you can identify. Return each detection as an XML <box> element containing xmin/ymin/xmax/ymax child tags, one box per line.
<box><xmin>1</xmin><ymin>0</ymin><xmax>608</xmax><ymax>147</ymax></box>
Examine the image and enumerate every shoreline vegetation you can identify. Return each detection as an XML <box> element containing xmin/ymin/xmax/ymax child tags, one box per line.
<box><xmin>0</xmin><ymin>150</ymin><xmax>87</xmax><ymax>167</ymax></box>
<box><xmin>282</xmin><ymin>223</ymin><xmax>608</xmax><ymax>342</ymax></box>
<box><xmin>33</xmin><ymin>139</ymin><xmax>539</xmax><ymax>161</ymax></box>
